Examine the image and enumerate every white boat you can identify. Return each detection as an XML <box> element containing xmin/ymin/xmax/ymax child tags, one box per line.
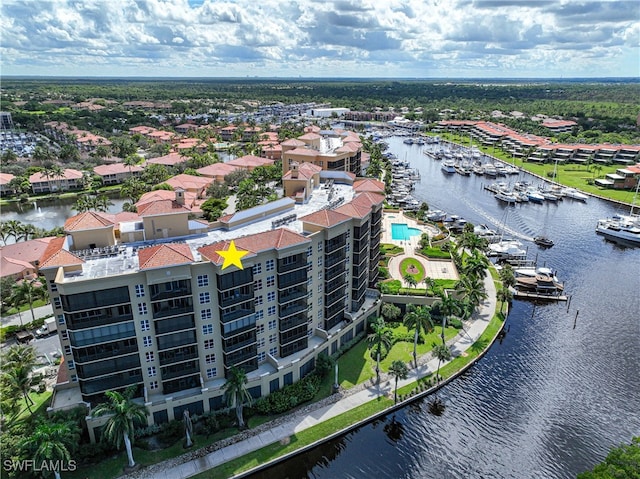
<box><xmin>596</xmin><ymin>182</ymin><xmax>640</xmax><ymax>246</ymax></box>
<box><xmin>562</xmin><ymin>188</ymin><xmax>588</xmax><ymax>202</ymax></box>
<box><xmin>514</xmin><ymin>267</ymin><xmax>564</xmax><ymax>294</ymax></box>
<box><xmin>495</xmin><ymin>191</ymin><xmax>518</xmax><ymax>204</ymax></box>
<box><xmin>441</xmin><ymin>159</ymin><xmax>456</xmax><ymax>174</ymax></box>
<box><xmin>488</xmin><ymin>240</ymin><xmax>527</xmax><ymax>260</ymax></box>
<box><xmin>483</xmin><ymin>164</ymin><xmax>497</xmax><ymax>178</ymax></box>
<box><xmin>527</xmin><ymin>189</ymin><xmax>545</xmax><ymax>203</ymax></box>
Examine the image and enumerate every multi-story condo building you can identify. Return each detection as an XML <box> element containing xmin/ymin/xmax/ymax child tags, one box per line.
<box><xmin>42</xmin><ymin>172</ymin><xmax>384</xmax><ymax>441</ymax></box>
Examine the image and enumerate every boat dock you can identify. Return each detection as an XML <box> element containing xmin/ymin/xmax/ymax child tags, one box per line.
<box><xmin>510</xmin><ymin>288</ymin><xmax>568</xmax><ymax>302</ymax></box>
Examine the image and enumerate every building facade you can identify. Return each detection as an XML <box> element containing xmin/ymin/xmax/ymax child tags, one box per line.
<box><xmin>41</xmin><ymin>178</ymin><xmax>383</xmax><ymax>441</ymax></box>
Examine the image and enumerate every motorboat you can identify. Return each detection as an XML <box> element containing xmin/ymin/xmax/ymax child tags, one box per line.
<box><xmin>527</xmin><ymin>189</ymin><xmax>545</xmax><ymax>204</ymax></box>
<box><xmin>562</xmin><ymin>188</ymin><xmax>588</xmax><ymax>202</ymax></box>
<box><xmin>540</xmin><ymin>190</ymin><xmax>559</xmax><ymax>202</ymax></box>
<box><xmin>426</xmin><ymin>209</ymin><xmax>447</xmax><ymax>222</ymax></box>
<box><xmin>495</xmin><ymin>191</ymin><xmax>518</xmax><ymax>205</ymax></box>
<box><xmin>533</xmin><ymin>236</ymin><xmax>554</xmax><ymax>248</ymax></box>
<box><xmin>488</xmin><ymin>240</ymin><xmax>527</xmax><ymax>260</ymax></box>
<box><xmin>483</xmin><ymin>164</ymin><xmax>497</xmax><ymax>178</ymax></box>
<box><xmin>441</xmin><ymin>159</ymin><xmax>457</xmax><ymax>174</ymax></box>
<box><xmin>514</xmin><ymin>267</ymin><xmax>564</xmax><ymax>294</ymax></box>
<box><xmin>596</xmin><ymin>213</ymin><xmax>640</xmax><ymax>246</ymax></box>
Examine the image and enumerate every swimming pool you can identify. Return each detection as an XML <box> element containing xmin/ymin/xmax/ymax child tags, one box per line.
<box><xmin>391</xmin><ymin>223</ymin><xmax>422</xmax><ymax>241</ymax></box>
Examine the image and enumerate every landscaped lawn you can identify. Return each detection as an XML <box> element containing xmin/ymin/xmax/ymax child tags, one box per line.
<box><xmin>399</xmin><ymin>257</ymin><xmax>425</xmax><ymax>282</ymax></box>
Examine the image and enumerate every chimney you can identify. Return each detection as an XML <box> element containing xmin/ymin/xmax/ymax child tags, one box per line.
<box><xmin>175</xmin><ymin>188</ymin><xmax>185</xmax><ymax>205</ymax></box>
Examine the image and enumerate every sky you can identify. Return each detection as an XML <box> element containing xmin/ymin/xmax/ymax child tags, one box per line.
<box><xmin>1</xmin><ymin>0</ymin><xmax>639</xmax><ymax>79</ymax></box>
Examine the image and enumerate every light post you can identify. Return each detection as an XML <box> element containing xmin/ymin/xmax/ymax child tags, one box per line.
<box><xmin>332</xmin><ymin>363</ymin><xmax>340</xmax><ymax>393</ymax></box>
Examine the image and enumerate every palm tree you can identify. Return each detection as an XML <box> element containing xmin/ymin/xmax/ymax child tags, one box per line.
<box><xmin>462</xmin><ymin>250</ymin><xmax>490</xmax><ymax>280</ymax></box>
<box><xmin>403</xmin><ymin>274</ymin><xmax>417</xmax><ymax>291</ymax></box>
<box><xmin>3</xmin><ymin>219</ymin><xmax>24</xmax><ymax>244</ymax></box>
<box><xmin>497</xmin><ymin>286</ymin><xmax>513</xmax><ymax>314</ymax></box>
<box><xmin>455</xmin><ymin>275</ymin><xmax>488</xmax><ymax>309</ymax></box>
<box><xmin>422</xmin><ymin>276</ymin><xmax>436</xmax><ymax>296</ymax></box>
<box><xmin>403</xmin><ymin>306</ymin><xmax>434</xmax><ymax>368</ymax></box>
<box><xmin>498</xmin><ymin>263</ymin><xmax>516</xmax><ymax>289</ymax></box>
<box><xmin>223</xmin><ymin>367</ymin><xmax>253</xmax><ymax>429</ymax></box>
<box><xmin>20</xmin><ymin>420</ymin><xmax>79</xmax><ymax>479</ymax></box>
<box><xmin>368</xmin><ymin>317</ymin><xmax>393</xmax><ymax>384</ymax></box>
<box><xmin>2</xmin><ymin>345</ymin><xmax>40</xmax><ymax>413</ymax></box>
<box><xmin>389</xmin><ymin>360</ymin><xmax>409</xmax><ymax>404</ymax></box>
<box><xmin>432</xmin><ymin>343</ymin><xmax>452</xmax><ymax>383</ymax></box>
<box><xmin>91</xmin><ymin>386</ymin><xmax>149</xmax><ymax>468</ymax></box>
<box><xmin>11</xmin><ymin>278</ymin><xmax>47</xmax><ymax>323</ymax></box>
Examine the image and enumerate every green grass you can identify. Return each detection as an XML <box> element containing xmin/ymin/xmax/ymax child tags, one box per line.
<box><xmin>4</xmin><ymin>299</ymin><xmax>49</xmax><ymax>316</ymax></box>
<box><xmin>14</xmin><ymin>390</ymin><xmax>52</xmax><ymax>421</ymax></box>
<box><xmin>399</xmin><ymin>257</ymin><xmax>425</xmax><ymax>282</ymax></box>
<box><xmin>380</xmin><ymin>243</ymin><xmax>404</xmax><ymax>255</ymax></box>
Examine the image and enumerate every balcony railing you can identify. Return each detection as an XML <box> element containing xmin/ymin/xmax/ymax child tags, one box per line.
<box><xmin>74</xmin><ymin>341</ymin><xmax>138</xmax><ymax>364</ymax></box>
<box><xmin>76</xmin><ymin>354</ymin><xmax>140</xmax><ymax>379</ymax></box>
<box><xmin>150</xmin><ymin>285</ymin><xmax>192</xmax><ymax>302</ymax></box>
<box><xmin>159</xmin><ymin>346</ymin><xmax>199</xmax><ymax>366</ymax></box>
<box><xmin>161</xmin><ymin>362</ymin><xmax>199</xmax><ymax>381</ymax></box>
<box><xmin>66</xmin><ymin>313</ymin><xmax>133</xmax><ymax>331</ymax></box>
<box><xmin>79</xmin><ymin>370</ymin><xmax>142</xmax><ymax>395</ymax></box>
<box><xmin>154</xmin><ymin>315</ymin><xmax>195</xmax><ymax>335</ymax></box>
<box><xmin>278</xmin><ymin>287</ymin><xmax>307</xmax><ymax>305</ymax></box>
<box><xmin>152</xmin><ymin>301</ymin><xmax>193</xmax><ymax>319</ymax></box>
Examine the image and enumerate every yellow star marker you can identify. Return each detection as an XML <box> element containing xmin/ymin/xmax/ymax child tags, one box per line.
<box><xmin>216</xmin><ymin>240</ymin><xmax>248</xmax><ymax>270</ymax></box>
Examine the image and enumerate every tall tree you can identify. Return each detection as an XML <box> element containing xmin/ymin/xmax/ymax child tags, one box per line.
<box><xmin>223</xmin><ymin>367</ymin><xmax>253</xmax><ymax>429</ymax></box>
<box><xmin>368</xmin><ymin>317</ymin><xmax>393</xmax><ymax>384</ymax></box>
<box><xmin>403</xmin><ymin>306</ymin><xmax>434</xmax><ymax>368</ymax></box>
<box><xmin>462</xmin><ymin>250</ymin><xmax>490</xmax><ymax>280</ymax></box>
<box><xmin>20</xmin><ymin>420</ymin><xmax>80</xmax><ymax>479</ymax></box>
<box><xmin>432</xmin><ymin>343</ymin><xmax>452</xmax><ymax>383</ymax></box>
<box><xmin>1</xmin><ymin>345</ymin><xmax>41</xmax><ymax>414</ymax></box>
<box><xmin>91</xmin><ymin>386</ymin><xmax>149</xmax><ymax>468</ymax></box>
<box><xmin>455</xmin><ymin>275</ymin><xmax>488</xmax><ymax>309</ymax></box>
<box><xmin>11</xmin><ymin>278</ymin><xmax>47</xmax><ymax>323</ymax></box>
<box><xmin>389</xmin><ymin>360</ymin><xmax>409</xmax><ymax>404</ymax></box>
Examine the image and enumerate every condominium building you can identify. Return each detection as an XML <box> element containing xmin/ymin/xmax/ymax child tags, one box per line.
<box><xmin>42</xmin><ymin>174</ymin><xmax>384</xmax><ymax>441</ymax></box>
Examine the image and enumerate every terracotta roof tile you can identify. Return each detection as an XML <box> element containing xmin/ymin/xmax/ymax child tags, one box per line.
<box><xmin>64</xmin><ymin>212</ymin><xmax>115</xmax><ymax>232</ymax></box>
<box><xmin>353</xmin><ymin>178</ymin><xmax>386</xmax><ymax>194</ymax></box>
<box><xmin>39</xmin><ymin>237</ymin><xmax>84</xmax><ymax>269</ymax></box>
<box><xmin>138</xmin><ymin>243</ymin><xmax>194</xmax><ymax>270</ymax></box>
<box><xmin>137</xmin><ymin>199</ymin><xmax>191</xmax><ymax>216</ymax></box>
<box><xmin>300</xmin><ymin>209</ymin><xmax>351</xmax><ymax>228</ymax></box>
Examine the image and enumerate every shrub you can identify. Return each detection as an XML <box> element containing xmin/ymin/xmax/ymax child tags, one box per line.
<box><xmin>380</xmin><ymin>280</ymin><xmax>402</xmax><ymax>295</ymax></box>
<box><xmin>254</xmin><ymin>374</ymin><xmax>322</xmax><ymax>415</ymax></box>
<box><xmin>314</xmin><ymin>354</ymin><xmax>334</xmax><ymax>378</ymax></box>
<box><xmin>448</xmin><ymin>318</ymin><xmax>463</xmax><ymax>329</ymax></box>
<box><xmin>158</xmin><ymin>419</ymin><xmax>183</xmax><ymax>442</ymax></box>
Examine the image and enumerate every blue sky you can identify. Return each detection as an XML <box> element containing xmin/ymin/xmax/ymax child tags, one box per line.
<box><xmin>1</xmin><ymin>0</ymin><xmax>638</xmax><ymax>78</ymax></box>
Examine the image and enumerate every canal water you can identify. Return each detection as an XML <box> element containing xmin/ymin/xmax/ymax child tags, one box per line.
<box><xmin>250</xmin><ymin>137</ymin><xmax>640</xmax><ymax>479</ymax></box>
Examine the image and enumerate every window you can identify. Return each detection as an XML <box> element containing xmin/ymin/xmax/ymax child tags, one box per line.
<box><xmin>266</xmin><ymin>259</ymin><xmax>274</xmax><ymax>271</ymax></box>
<box><xmin>252</xmin><ymin>263</ymin><xmax>262</xmax><ymax>275</ymax></box>
<box><xmin>147</xmin><ymin>366</ymin><xmax>156</xmax><ymax>377</ymax></box>
<box><xmin>149</xmin><ymin>381</ymin><xmax>159</xmax><ymax>390</ymax></box>
<box><xmin>57</xmin><ymin>314</ymin><xmax>65</xmax><ymax>325</ymax></box>
<box><xmin>268</xmin><ymin>319</ymin><xmax>277</xmax><ymax>330</ymax></box>
<box><xmin>307</xmin><ymin>246</ymin><xmax>313</xmax><ymax>257</ymax></box>
<box><xmin>318</xmin><ymin>242</ymin><xmax>323</xmax><ymax>252</ymax></box>
<box><xmin>266</xmin><ymin>276</ymin><xmax>275</xmax><ymax>287</ymax></box>
<box><xmin>267</xmin><ymin>291</ymin><xmax>276</xmax><ymax>302</ymax></box>
<box><xmin>255</xmin><ymin>310</ymin><xmax>264</xmax><ymax>321</ymax></box>
<box><xmin>135</xmin><ymin>284</ymin><xmax>145</xmax><ymax>297</ymax></box>
<box><xmin>318</xmin><ymin>257</ymin><xmax>323</xmax><ymax>267</ymax></box>
<box><xmin>318</xmin><ymin>284</ymin><xmax>322</xmax><ymax>293</ymax></box>
<box><xmin>318</xmin><ymin>298</ymin><xmax>322</xmax><ymax>306</ymax></box>
<box><xmin>146</xmin><ymin>351</ymin><xmax>154</xmax><ymax>362</ymax></box>
<box><xmin>318</xmin><ymin>271</ymin><xmax>322</xmax><ymax>280</ymax></box>
<box><xmin>53</xmin><ymin>297</ymin><xmax>62</xmax><ymax>309</ymax></box>
<box><xmin>140</xmin><ymin>319</ymin><xmax>150</xmax><ymax>331</ymax></box>
<box><xmin>269</xmin><ymin>333</ymin><xmax>277</xmax><ymax>344</ymax></box>
<box><xmin>258</xmin><ymin>351</ymin><xmax>266</xmax><ymax>362</ymax></box>
<box><xmin>60</xmin><ymin>330</ymin><xmax>68</xmax><ymax>340</ymax></box>
<box><xmin>197</xmin><ymin>274</ymin><xmax>209</xmax><ymax>287</ymax></box>
<box><xmin>49</xmin><ymin>280</ymin><xmax>58</xmax><ymax>292</ymax></box>
<box><xmin>307</xmin><ymin>261</ymin><xmax>313</xmax><ymax>272</ymax></box>
<box><xmin>254</xmin><ymin>279</ymin><xmax>263</xmax><ymax>291</ymax></box>
<box><xmin>205</xmin><ymin>354</ymin><xmax>215</xmax><ymax>364</ymax></box>
<box><xmin>255</xmin><ymin>295</ymin><xmax>264</xmax><ymax>306</ymax></box>
<box><xmin>202</xmin><ymin>324</ymin><xmax>213</xmax><ymax>335</ymax></box>
<box><xmin>138</xmin><ymin>303</ymin><xmax>148</xmax><ymax>315</ymax></box>
<box><xmin>200</xmin><ymin>308</ymin><xmax>212</xmax><ymax>321</ymax></box>
<box><xmin>267</xmin><ymin>306</ymin><xmax>276</xmax><ymax>316</ymax></box>
<box><xmin>71</xmin><ymin>375</ymin><xmax>78</xmax><ymax>382</ymax></box>
<box><xmin>308</xmin><ymin>329</ymin><xmax>313</xmax><ymax>337</ymax></box>
<box><xmin>64</xmin><ymin>345</ymin><xmax>71</xmax><ymax>355</ymax></box>
<box><xmin>199</xmin><ymin>292</ymin><xmax>211</xmax><ymax>304</ymax></box>
<box><xmin>258</xmin><ymin>337</ymin><xmax>265</xmax><ymax>348</ymax></box>
<box><xmin>68</xmin><ymin>360</ymin><xmax>75</xmax><ymax>369</ymax></box>
<box><xmin>143</xmin><ymin>336</ymin><xmax>152</xmax><ymax>347</ymax></box>
<box><xmin>256</xmin><ymin>323</ymin><xmax>265</xmax><ymax>334</ymax></box>
<box><xmin>206</xmin><ymin>368</ymin><xmax>217</xmax><ymax>379</ymax></box>
<box><xmin>269</xmin><ymin>347</ymin><xmax>278</xmax><ymax>356</ymax></box>
<box><xmin>204</xmin><ymin>339</ymin><xmax>214</xmax><ymax>349</ymax></box>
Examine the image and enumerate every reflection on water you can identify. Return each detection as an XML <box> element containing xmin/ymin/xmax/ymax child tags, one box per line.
<box><xmin>251</xmin><ymin>138</ymin><xmax>640</xmax><ymax>479</ymax></box>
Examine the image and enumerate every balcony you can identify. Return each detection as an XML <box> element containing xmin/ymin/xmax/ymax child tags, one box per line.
<box><xmin>162</xmin><ymin>374</ymin><xmax>200</xmax><ymax>395</ymax></box>
<box><xmin>76</xmin><ymin>354</ymin><xmax>140</xmax><ymax>379</ymax></box>
<box><xmin>280</xmin><ymin>314</ymin><xmax>307</xmax><ymax>332</ymax></box>
<box><xmin>325</xmin><ymin>277</ymin><xmax>347</xmax><ymax>295</ymax></box>
<box><xmin>66</xmin><ymin>310</ymin><xmax>133</xmax><ymax>331</ymax></box>
<box><xmin>278</xmin><ymin>269</ymin><xmax>307</xmax><ymax>289</ymax></box>
<box><xmin>280</xmin><ymin>301</ymin><xmax>306</xmax><ymax>319</ymax></box>
<box><xmin>219</xmin><ymin>290</ymin><xmax>254</xmax><ymax>308</ymax></box>
<box><xmin>325</xmin><ymin>255</ymin><xmax>346</xmax><ymax>269</ymax></box>
<box><xmin>217</xmin><ymin>269</ymin><xmax>253</xmax><ymax>292</ymax></box>
<box><xmin>157</xmin><ymin>330</ymin><xmax>197</xmax><ymax>351</ymax></box>
<box><xmin>159</xmin><ymin>345</ymin><xmax>199</xmax><ymax>366</ymax></box>
<box><xmin>154</xmin><ymin>315</ymin><xmax>195</xmax><ymax>335</ymax></box>
<box><xmin>278</xmin><ymin>286</ymin><xmax>307</xmax><ymax>305</ymax></box>
<box><xmin>69</xmin><ymin>326</ymin><xmax>136</xmax><ymax>348</ymax></box>
<box><xmin>223</xmin><ymin>334</ymin><xmax>257</xmax><ymax>355</ymax></box>
<box><xmin>325</xmin><ymin>240</ymin><xmax>346</xmax><ymax>255</ymax></box>
<box><xmin>221</xmin><ymin>306</ymin><xmax>254</xmax><ymax>324</ymax></box>
<box><xmin>74</xmin><ymin>339</ymin><xmax>138</xmax><ymax>364</ymax></box>
<box><xmin>277</xmin><ymin>256</ymin><xmax>307</xmax><ymax>274</ymax></box>
<box><xmin>152</xmin><ymin>298</ymin><xmax>193</xmax><ymax>319</ymax></box>
<box><xmin>79</xmin><ymin>370</ymin><xmax>142</xmax><ymax>395</ymax></box>
<box><xmin>161</xmin><ymin>361</ymin><xmax>199</xmax><ymax>381</ymax></box>
<box><xmin>224</xmin><ymin>345</ymin><xmax>257</xmax><ymax>367</ymax></box>
<box><xmin>150</xmin><ymin>282</ymin><xmax>192</xmax><ymax>302</ymax></box>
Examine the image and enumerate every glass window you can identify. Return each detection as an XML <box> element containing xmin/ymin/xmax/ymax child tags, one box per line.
<box><xmin>268</xmin><ymin>319</ymin><xmax>277</xmax><ymax>330</ymax></box>
<box><xmin>269</xmin><ymin>347</ymin><xmax>278</xmax><ymax>356</ymax></box>
<box><xmin>199</xmin><ymin>292</ymin><xmax>211</xmax><ymax>304</ymax></box>
<box><xmin>138</xmin><ymin>303</ymin><xmax>148</xmax><ymax>315</ymax></box>
<box><xmin>252</xmin><ymin>263</ymin><xmax>262</xmax><ymax>275</ymax></box>
<box><xmin>255</xmin><ymin>295</ymin><xmax>264</xmax><ymax>306</ymax></box>
<box><xmin>254</xmin><ymin>279</ymin><xmax>263</xmax><ymax>291</ymax></box>
<box><xmin>149</xmin><ymin>381</ymin><xmax>159</xmax><ymax>390</ymax></box>
<box><xmin>258</xmin><ymin>351</ymin><xmax>266</xmax><ymax>362</ymax></box>
<box><xmin>205</xmin><ymin>354</ymin><xmax>215</xmax><ymax>364</ymax></box>
<box><xmin>265</xmin><ymin>259</ymin><xmax>274</xmax><ymax>271</ymax></box>
<box><xmin>267</xmin><ymin>291</ymin><xmax>275</xmax><ymax>302</ymax></box>
<box><xmin>200</xmin><ymin>308</ymin><xmax>212</xmax><ymax>321</ymax></box>
<box><xmin>266</xmin><ymin>276</ymin><xmax>275</xmax><ymax>287</ymax></box>
<box><xmin>140</xmin><ymin>319</ymin><xmax>150</xmax><ymax>331</ymax></box>
<box><xmin>57</xmin><ymin>314</ymin><xmax>65</xmax><ymax>324</ymax></box>
<box><xmin>197</xmin><ymin>275</ymin><xmax>209</xmax><ymax>287</ymax></box>
<box><xmin>269</xmin><ymin>334</ymin><xmax>277</xmax><ymax>344</ymax></box>
<box><xmin>135</xmin><ymin>284</ymin><xmax>145</xmax><ymax>297</ymax></box>
<box><xmin>202</xmin><ymin>324</ymin><xmax>213</xmax><ymax>335</ymax></box>
<box><xmin>146</xmin><ymin>351</ymin><xmax>154</xmax><ymax>362</ymax></box>
<box><xmin>267</xmin><ymin>306</ymin><xmax>276</xmax><ymax>316</ymax></box>
<box><xmin>204</xmin><ymin>339</ymin><xmax>214</xmax><ymax>349</ymax></box>
<box><xmin>147</xmin><ymin>366</ymin><xmax>156</xmax><ymax>377</ymax></box>
<box><xmin>143</xmin><ymin>335</ymin><xmax>152</xmax><ymax>347</ymax></box>
<box><xmin>256</xmin><ymin>323</ymin><xmax>265</xmax><ymax>334</ymax></box>
<box><xmin>206</xmin><ymin>367</ymin><xmax>217</xmax><ymax>379</ymax></box>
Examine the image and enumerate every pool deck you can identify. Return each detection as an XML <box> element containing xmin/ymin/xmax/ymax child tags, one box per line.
<box><xmin>382</xmin><ymin>211</ymin><xmax>459</xmax><ymax>286</ymax></box>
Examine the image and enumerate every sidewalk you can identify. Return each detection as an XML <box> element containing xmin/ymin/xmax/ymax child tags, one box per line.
<box><xmin>0</xmin><ymin>304</ymin><xmax>53</xmax><ymax>328</ymax></box>
<box><xmin>126</xmin><ymin>274</ymin><xmax>498</xmax><ymax>479</ymax></box>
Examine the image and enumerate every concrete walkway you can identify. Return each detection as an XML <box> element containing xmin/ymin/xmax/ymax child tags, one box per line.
<box><xmin>126</xmin><ymin>274</ymin><xmax>498</xmax><ymax>479</ymax></box>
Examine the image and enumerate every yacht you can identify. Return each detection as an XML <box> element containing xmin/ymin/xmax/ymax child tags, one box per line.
<box><xmin>483</xmin><ymin>164</ymin><xmax>497</xmax><ymax>178</ymax></box>
<box><xmin>488</xmin><ymin>240</ymin><xmax>527</xmax><ymax>260</ymax></box>
<box><xmin>441</xmin><ymin>159</ymin><xmax>457</xmax><ymax>174</ymax></box>
<box><xmin>562</xmin><ymin>188</ymin><xmax>588</xmax><ymax>202</ymax></box>
<box><xmin>533</xmin><ymin>236</ymin><xmax>554</xmax><ymax>248</ymax></box>
<box><xmin>495</xmin><ymin>191</ymin><xmax>518</xmax><ymax>205</ymax></box>
<box><xmin>596</xmin><ymin>213</ymin><xmax>640</xmax><ymax>246</ymax></box>
<box><xmin>514</xmin><ymin>267</ymin><xmax>564</xmax><ymax>294</ymax></box>
<box><xmin>527</xmin><ymin>189</ymin><xmax>545</xmax><ymax>204</ymax></box>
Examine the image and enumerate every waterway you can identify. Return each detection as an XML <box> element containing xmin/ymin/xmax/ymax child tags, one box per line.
<box><xmin>250</xmin><ymin>137</ymin><xmax>640</xmax><ymax>479</ymax></box>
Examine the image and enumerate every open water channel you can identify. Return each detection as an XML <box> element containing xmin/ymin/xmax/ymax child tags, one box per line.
<box><xmin>250</xmin><ymin>137</ymin><xmax>640</xmax><ymax>479</ymax></box>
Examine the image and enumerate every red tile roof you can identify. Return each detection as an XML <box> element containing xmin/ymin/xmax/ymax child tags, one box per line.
<box><xmin>198</xmin><ymin>228</ymin><xmax>310</xmax><ymax>265</ymax></box>
<box><xmin>300</xmin><ymin>209</ymin><xmax>351</xmax><ymax>228</ymax></box>
<box><xmin>93</xmin><ymin>163</ymin><xmax>143</xmax><ymax>175</ymax></box>
<box><xmin>196</xmin><ymin>162</ymin><xmax>239</xmax><ymax>177</ymax></box>
<box><xmin>145</xmin><ymin>152</ymin><xmax>188</xmax><ymax>166</ymax></box>
<box><xmin>39</xmin><ymin>237</ymin><xmax>84</xmax><ymax>269</ymax></box>
<box><xmin>283</xmin><ymin>162</ymin><xmax>322</xmax><ymax>180</ymax></box>
<box><xmin>227</xmin><ymin>155</ymin><xmax>274</xmax><ymax>169</ymax></box>
<box><xmin>64</xmin><ymin>212</ymin><xmax>115</xmax><ymax>232</ymax></box>
<box><xmin>137</xmin><ymin>199</ymin><xmax>191</xmax><ymax>216</ymax></box>
<box><xmin>353</xmin><ymin>178</ymin><xmax>385</xmax><ymax>194</ymax></box>
<box><xmin>138</xmin><ymin>243</ymin><xmax>194</xmax><ymax>270</ymax></box>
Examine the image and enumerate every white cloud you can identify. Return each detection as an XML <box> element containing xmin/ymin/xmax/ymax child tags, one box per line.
<box><xmin>0</xmin><ymin>0</ymin><xmax>637</xmax><ymax>77</ymax></box>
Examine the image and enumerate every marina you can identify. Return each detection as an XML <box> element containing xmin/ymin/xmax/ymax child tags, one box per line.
<box><xmin>258</xmin><ymin>134</ymin><xmax>640</xmax><ymax>479</ymax></box>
